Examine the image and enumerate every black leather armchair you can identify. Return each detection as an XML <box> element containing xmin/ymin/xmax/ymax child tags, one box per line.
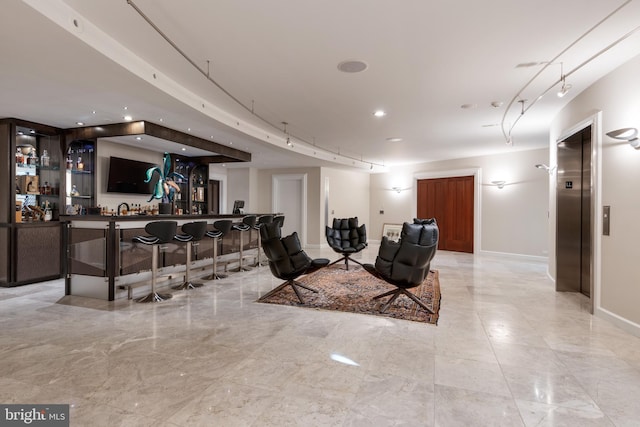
<box><xmin>364</xmin><ymin>218</ymin><xmax>438</xmax><ymax>313</ymax></box>
<box><xmin>260</xmin><ymin>222</ymin><xmax>328</xmax><ymax>303</ymax></box>
<box><xmin>325</xmin><ymin>217</ymin><xmax>367</xmax><ymax>270</ymax></box>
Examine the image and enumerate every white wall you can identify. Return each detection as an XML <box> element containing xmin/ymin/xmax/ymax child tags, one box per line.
<box><xmin>227</xmin><ymin>168</ymin><xmax>254</xmax><ymax>215</ymax></box>
<box><xmin>95</xmin><ymin>139</ymin><xmax>164</xmax><ymax>212</ymax></box>
<box><xmin>370</xmin><ymin>148</ymin><xmax>550</xmax><ymax>257</ymax></box>
<box><xmin>550</xmin><ymin>53</ymin><xmax>640</xmax><ymax>331</ymax></box>
<box><xmin>321</xmin><ymin>167</ymin><xmax>370</xmax><ymax>235</ymax></box>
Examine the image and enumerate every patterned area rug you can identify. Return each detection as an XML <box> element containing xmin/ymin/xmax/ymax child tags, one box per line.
<box><xmin>257</xmin><ymin>265</ymin><xmax>441</xmax><ymax>324</ymax></box>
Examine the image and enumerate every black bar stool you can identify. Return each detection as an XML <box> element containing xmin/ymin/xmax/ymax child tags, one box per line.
<box><xmin>273</xmin><ymin>215</ymin><xmax>285</xmax><ymax>228</ymax></box>
<box><xmin>132</xmin><ymin>220</ymin><xmax>177</xmax><ymax>303</ymax></box>
<box><xmin>204</xmin><ymin>219</ymin><xmax>233</xmax><ymax>280</ymax></box>
<box><xmin>253</xmin><ymin>214</ymin><xmax>274</xmax><ymax>267</ymax></box>
<box><xmin>232</xmin><ymin>215</ymin><xmax>256</xmax><ymax>272</ymax></box>
<box><xmin>172</xmin><ymin>221</ymin><xmax>207</xmax><ymax>290</ymax></box>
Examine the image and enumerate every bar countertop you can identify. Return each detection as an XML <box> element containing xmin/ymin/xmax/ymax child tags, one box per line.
<box><xmin>59</xmin><ymin>213</ymin><xmax>276</xmax><ymax>221</ymax></box>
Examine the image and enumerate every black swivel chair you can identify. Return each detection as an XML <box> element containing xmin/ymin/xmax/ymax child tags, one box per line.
<box><xmin>172</xmin><ymin>221</ymin><xmax>208</xmax><ymax>290</ymax></box>
<box><xmin>364</xmin><ymin>218</ymin><xmax>439</xmax><ymax>314</ymax></box>
<box><xmin>132</xmin><ymin>220</ymin><xmax>178</xmax><ymax>303</ymax></box>
<box><xmin>259</xmin><ymin>222</ymin><xmax>329</xmax><ymax>303</ymax></box>
<box><xmin>204</xmin><ymin>219</ymin><xmax>233</xmax><ymax>280</ymax></box>
<box><xmin>326</xmin><ymin>217</ymin><xmax>367</xmax><ymax>270</ymax></box>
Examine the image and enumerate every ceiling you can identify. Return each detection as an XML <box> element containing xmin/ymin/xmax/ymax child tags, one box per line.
<box><xmin>2</xmin><ymin>0</ymin><xmax>640</xmax><ymax>171</ymax></box>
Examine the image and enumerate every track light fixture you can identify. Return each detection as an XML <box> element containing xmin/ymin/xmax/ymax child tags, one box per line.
<box><xmin>281</xmin><ymin>121</ymin><xmax>293</xmax><ymax>147</ymax></box>
<box><xmin>606</xmin><ymin>127</ymin><xmax>640</xmax><ymax>149</ymax></box>
<box><xmin>556</xmin><ymin>63</ymin><xmax>572</xmax><ymax>98</ymax></box>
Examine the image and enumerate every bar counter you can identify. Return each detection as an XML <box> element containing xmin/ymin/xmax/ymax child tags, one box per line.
<box><xmin>61</xmin><ymin>213</ymin><xmax>273</xmax><ymax>300</ymax></box>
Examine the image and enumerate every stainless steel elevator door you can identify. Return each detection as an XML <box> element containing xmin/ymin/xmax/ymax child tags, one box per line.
<box><xmin>556</xmin><ymin>126</ymin><xmax>591</xmax><ymax>297</ymax></box>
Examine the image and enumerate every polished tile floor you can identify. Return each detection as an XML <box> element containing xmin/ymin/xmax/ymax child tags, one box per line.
<box><xmin>1</xmin><ymin>245</ymin><xmax>640</xmax><ymax>426</ymax></box>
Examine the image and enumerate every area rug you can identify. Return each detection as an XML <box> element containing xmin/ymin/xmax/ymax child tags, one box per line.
<box><xmin>257</xmin><ymin>265</ymin><xmax>441</xmax><ymax>324</ymax></box>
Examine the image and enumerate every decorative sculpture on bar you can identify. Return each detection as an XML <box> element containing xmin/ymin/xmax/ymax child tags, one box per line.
<box><xmin>145</xmin><ymin>152</ymin><xmax>185</xmax><ymax>214</ymax></box>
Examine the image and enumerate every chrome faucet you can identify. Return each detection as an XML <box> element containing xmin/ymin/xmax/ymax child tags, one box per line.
<box><xmin>117</xmin><ymin>202</ymin><xmax>130</xmax><ymax>216</ymax></box>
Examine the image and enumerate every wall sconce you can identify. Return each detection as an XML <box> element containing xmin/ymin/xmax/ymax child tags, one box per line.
<box><xmin>491</xmin><ymin>180</ymin><xmax>506</xmax><ymax>189</ymax></box>
<box><xmin>389</xmin><ymin>186</ymin><xmax>410</xmax><ymax>194</ymax></box>
<box><xmin>606</xmin><ymin>127</ymin><xmax>639</xmax><ymax>149</ymax></box>
<box><xmin>535</xmin><ymin>163</ymin><xmax>557</xmax><ymax>174</ymax></box>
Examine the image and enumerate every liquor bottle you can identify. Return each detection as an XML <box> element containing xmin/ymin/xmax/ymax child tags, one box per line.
<box><xmin>76</xmin><ymin>156</ymin><xmax>84</xmax><ymax>171</ymax></box>
<box><xmin>66</xmin><ymin>155</ymin><xmax>73</xmax><ymax>170</ymax></box>
<box><xmin>27</xmin><ymin>147</ymin><xmax>38</xmax><ymax>165</ymax></box>
<box><xmin>16</xmin><ymin>148</ymin><xmax>24</xmax><ymax>165</ymax></box>
<box><xmin>40</xmin><ymin>150</ymin><xmax>50</xmax><ymax>167</ymax></box>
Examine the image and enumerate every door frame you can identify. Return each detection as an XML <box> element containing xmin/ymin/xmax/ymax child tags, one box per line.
<box><xmin>413</xmin><ymin>168</ymin><xmax>482</xmax><ymax>254</ymax></box>
<box><xmin>272</xmin><ymin>173</ymin><xmax>307</xmax><ymax>247</ymax></box>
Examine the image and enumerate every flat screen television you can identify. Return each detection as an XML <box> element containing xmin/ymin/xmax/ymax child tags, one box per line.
<box><xmin>106</xmin><ymin>156</ymin><xmax>159</xmax><ymax>194</ymax></box>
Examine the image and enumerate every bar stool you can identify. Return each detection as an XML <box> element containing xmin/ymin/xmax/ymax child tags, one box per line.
<box><xmin>204</xmin><ymin>219</ymin><xmax>233</xmax><ymax>280</ymax></box>
<box><xmin>253</xmin><ymin>214</ymin><xmax>274</xmax><ymax>267</ymax></box>
<box><xmin>273</xmin><ymin>215</ymin><xmax>285</xmax><ymax>228</ymax></box>
<box><xmin>132</xmin><ymin>220</ymin><xmax>177</xmax><ymax>303</ymax></box>
<box><xmin>232</xmin><ymin>215</ymin><xmax>256</xmax><ymax>272</ymax></box>
<box><xmin>172</xmin><ymin>221</ymin><xmax>208</xmax><ymax>290</ymax></box>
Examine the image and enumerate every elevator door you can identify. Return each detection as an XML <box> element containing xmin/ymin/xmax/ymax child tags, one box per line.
<box><xmin>556</xmin><ymin>126</ymin><xmax>591</xmax><ymax>297</ymax></box>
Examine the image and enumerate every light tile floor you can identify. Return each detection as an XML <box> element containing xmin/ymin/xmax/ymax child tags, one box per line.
<box><xmin>1</xmin><ymin>245</ymin><xmax>640</xmax><ymax>426</ymax></box>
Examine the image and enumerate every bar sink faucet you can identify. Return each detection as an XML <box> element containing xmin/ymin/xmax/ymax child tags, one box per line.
<box><xmin>117</xmin><ymin>202</ymin><xmax>130</xmax><ymax>216</ymax></box>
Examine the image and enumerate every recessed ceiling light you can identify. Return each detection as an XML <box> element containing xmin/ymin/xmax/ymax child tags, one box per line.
<box><xmin>123</xmin><ymin>106</ymin><xmax>128</xmax><ymax>110</ymax></box>
<box><xmin>29</xmin><ymin>130</ymin><xmax>35</xmax><ymax>134</ymax></box>
<box><xmin>76</xmin><ymin>121</ymin><xmax>84</xmax><ymax>126</ymax></box>
<box><xmin>373</xmin><ymin>110</ymin><xmax>386</xmax><ymax>117</ymax></box>
<box><xmin>337</xmin><ymin>60</ymin><xmax>368</xmax><ymax>73</ymax></box>
<box><xmin>460</xmin><ymin>104</ymin><xmax>477</xmax><ymax>109</ymax></box>
<box><xmin>181</xmin><ymin>147</ymin><xmax>186</xmax><ymax>151</ymax></box>
<box><xmin>135</xmin><ymin>136</ymin><xmax>142</xmax><ymax>141</ymax></box>
<box><xmin>123</xmin><ymin>115</ymin><xmax>132</xmax><ymax>121</ymax></box>
<box><xmin>386</xmin><ymin>137</ymin><xmax>403</xmax><ymax>142</ymax></box>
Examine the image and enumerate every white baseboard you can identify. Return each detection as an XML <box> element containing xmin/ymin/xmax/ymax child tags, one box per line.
<box><xmin>595</xmin><ymin>306</ymin><xmax>640</xmax><ymax>338</ymax></box>
<box><xmin>478</xmin><ymin>250</ymin><xmax>548</xmax><ymax>263</ymax></box>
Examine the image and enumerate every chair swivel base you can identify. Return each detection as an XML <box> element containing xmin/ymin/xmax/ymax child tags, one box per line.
<box><xmin>171</xmin><ymin>281</ymin><xmax>204</xmax><ymax>290</ymax></box>
<box><xmin>136</xmin><ymin>291</ymin><xmax>173</xmax><ymax>303</ymax></box>
<box><xmin>328</xmin><ymin>254</ymin><xmax>364</xmax><ymax>270</ymax></box>
<box><xmin>261</xmin><ymin>279</ymin><xmax>318</xmax><ymax>304</ymax></box>
<box><xmin>373</xmin><ymin>288</ymin><xmax>434</xmax><ymax>314</ymax></box>
<box><xmin>202</xmin><ymin>272</ymin><xmax>228</xmax><ymax>280</ymax></box>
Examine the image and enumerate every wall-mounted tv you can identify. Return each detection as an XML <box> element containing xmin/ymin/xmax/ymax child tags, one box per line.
<box><xmin>106</xmin><ymin>156</ymin><xmax>159</xmax><ymax>194</ymax></box>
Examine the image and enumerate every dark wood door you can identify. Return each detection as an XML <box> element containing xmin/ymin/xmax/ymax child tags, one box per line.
<box><xmin>417</xmin><ymin>176</ymin><xmax>474</xmax><ymax>253</ymax></box>
<box><xmin>208</xmin><ymin>180</ymin><xmax>220</xmax><ymax>214</ymax></box>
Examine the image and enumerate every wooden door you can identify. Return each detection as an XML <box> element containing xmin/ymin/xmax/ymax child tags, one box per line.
<box><xmin>417</xmin><ymin>176</ymin><xmax>474</xmax><ymax>253</ymax></box>
<box><xmin>208</xmin><ymin>180</ymin><xmax>220</xmax><ymax>214</ymax></box>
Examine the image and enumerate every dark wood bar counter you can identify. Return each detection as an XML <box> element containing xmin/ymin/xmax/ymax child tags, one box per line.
<box><xmin>61</xmin><ymin>213</ymin><xmax>273</xmax><ymax>300</ymax></box>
